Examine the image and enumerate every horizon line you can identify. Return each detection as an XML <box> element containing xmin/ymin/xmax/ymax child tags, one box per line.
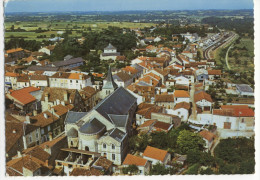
<box><xmin>5</xmin><ymin>8</ymin><xmax>254</xmax><ymax>14</ymax></box>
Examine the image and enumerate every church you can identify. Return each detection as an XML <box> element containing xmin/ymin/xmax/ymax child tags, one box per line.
<box><xmin>100</xmin><ymin>43</ymin><xmax>120</xmax><ymax>61</ymax></box>
<box><xmin>64</xmin><ymin>67</ymin><xmax>137</xmax><ymax>165</ymax></box>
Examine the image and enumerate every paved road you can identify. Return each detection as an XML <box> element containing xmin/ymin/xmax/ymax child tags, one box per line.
<box><xmin>189</xmin><ymin>83</ymin><xmax>197</xmax><ymax>120</ymax></box>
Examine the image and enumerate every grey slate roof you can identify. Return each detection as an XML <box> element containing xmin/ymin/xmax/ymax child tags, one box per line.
<box><xmin>27</xmin><ymin>65</ymin><xmax>60</xmax><ymax>71</ymax></box>
<box><xmin>108</xmin><ymin>114</ymin><xmax>128</xmax><ymax>127</ymax></box>
<box><xmin>53</xmin><ymin>57</ymin><xmax>84</xmax><ymax>67</ymax></box>
<box><xmin>79</xmin><ymin>118</ymin><xmax>106</xmax><ymax>135</ymax></box>
<box><xmin>104</xmin><ymin>43</ymin><xmax>116</xmax><ymax>50</ymax></box>
<box><xmin>236</xmin><ymin>84</ymin><xmax>254</xmax><ymax>93</ymax></box>
<box><xmin>95</xmin><ymin>87</ymin><xmax>136</xmax><ymax>123</ymax></box>
<box><xmin>109</xmin><ymin>128</ymin><xmax>126</xmax><ymax>142</ymax></box>
<box><xmin>131</xmin><ymin>63</ymin><xmax>144</xmax><ymax>72</ymax></box>
<box><xmin>101</xmin><ymin>52</ymin><xmax>120</xmax><ymax>57</ymax></box>
<box><xmin>102</xmin><ymin>66</ymin><xmax>118</xmax><ymax>90</ymax></box>
<box><xmin>65</xmin><ymin>111</ymin><xmax>88</xmax><ymax>124</ymax></box>
<box><xmin>64</xmin><ymin>55</ymin><xmax>73</xmax><ymax>61</ymax></box>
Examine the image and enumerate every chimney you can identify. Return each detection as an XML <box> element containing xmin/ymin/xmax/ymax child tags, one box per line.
<box><xmin>48</xmin><ymin>132</ymin><xmax>53</xmax><ymax>141</ymax></box>
<box><xmin>25</xmin><ymin>116</ymin><xmax>30</xmax><ymax>123</ymax></box>
<box><xmin>13</xmin><ymin>129</ymin><xmax>17</xmax><ymax>134</ymax></box>
<box><xmin>61</xmin><ymin>101</ymin><xmax>65</xmax><ymax>106</ymax></box>
<box><xmin>56</xmin><ymin>99</ymin><xmax>60</xmax><ymax>105</ymax></box>
<box><xmin>43</xmin><ymin>113</ymin><xmax>48</xmax><ymax>119</ymax></box>
<box><xmin>17</xmin><ymin>151</ymin><xmax>22</xmax><ymax>158</ymax></box>
<box><xmin>64</xmin><ymin>91</ymin><xmax>68</xmax><ymax>102</ymax></box>
<box><xmin>33</xmin><ymin>110</ymin><xmax>37</xmax><ymax>116</ymax></box>
<box><xmin>45</xmin><ymin>93</ymin><xmax>48</xmax><ymax>102</ymax></box>
<box><xmin>79</xmin><ymin>74</ymin><xmax>82</xmax><ymax>80</ymax></box>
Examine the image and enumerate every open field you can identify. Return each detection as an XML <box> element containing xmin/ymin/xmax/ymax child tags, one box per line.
<box><xmin>4</xmin><ymin>21</ymin><xmax>156</xmax><ymax>41</ymax></box>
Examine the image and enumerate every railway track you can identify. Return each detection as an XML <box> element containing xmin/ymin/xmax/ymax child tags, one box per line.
<box><xmin>203</xmin><ymin>32</ymin><xmax>236</xmax><ymax>60</ymax></box>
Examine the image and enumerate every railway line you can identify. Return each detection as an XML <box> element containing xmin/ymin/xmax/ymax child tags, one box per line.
<box><xmin>203</xmin><ymin>32</ymin><xmax>236</xmax><ymax>60</ymax></box>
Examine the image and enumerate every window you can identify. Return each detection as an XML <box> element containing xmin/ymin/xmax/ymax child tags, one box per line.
<box><xmin>112</xmin><ymin>144</ymin><xmax>115</xmax><ymax>149</ymax></box>
<box><xmin>112</xmin><ymin>154</ymin><xmax>115</xmax><ymax>160</ymax></box>
<box><xmin>76</xmin><ymin>80</ymin><xmax>78</xmax><ymax>83</ymax></box>
<box><xmin>70</xmin><ymin>80</ymin><xmax>72</xmax><ymax>83</ymax></box>
<box><xmin>29</xmin><ymin>135</ymin><xmax>32</xmax><ymax>143</ymax></box>
<box><xmin>139</xmin><ymin>170</ymin><xmax>142</xmax><ymax>174</ymax></box>
<box><xmin>178</xmin><ymin>111</ymin><xmax>180</xmax><ymax>115</ymax></box>
<box><xmin>36</xmin><ymin>132</ymin><xmax>39</xmax><ymax>139</ymax></box>
<box><xmin>47</xmin><ymin>125</ymin><xmax>51</xmax><ymax>131</ymax></box>
<box><xmin>41</xmin><ymin>129</ymin><xmax>44</xmax><ymax>135</ymax></box>
<box><xmin>242</xmin><ymin>118</ymin><xmax>245</xmax><ymax>123</ymax></box>
<box><xmin>103</xmin><ymin>143</ymin><xmax>106</xmax><ymax>149</ymax></box>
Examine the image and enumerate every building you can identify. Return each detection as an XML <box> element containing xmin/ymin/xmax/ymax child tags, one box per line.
<box><xmin>65</xmin><ymin>87</ymin><xmax>137</xmax><ymax>165</ymax></box>
<box><xmin>49</xmin><ymin>72</ymin><xmax>92</xmax><ymax>90</ymax></box>
<box><xmin>6</xmin><ymin>87</ymin><xmax>42</xmax><ymax>114</ymax></box>
<box><xmin>194</xmin><ymin>90</ymin><xmax>213</xmax><ymax>112</ymax></box>
<box><xmin>29</xmin><ymin>75</ymin><xmax>49</xmax><ymax>90</ymax></box>
<box><xmin>195</xmin><ymin>69</ymin><xmax>208</xmax><ymax>82</ymax></box>
<box><xmin>111</xmin><ymin>71</ymin><xmax>133</xmax><ymax>88</ymax></box>
<box><xmin>172</xmin><ymin>102</ymin><xmax>190</xmax><ymax>121</ymax></box>
<box><xmin>143</xmin><ymin>146</ymin><xmax>171</xmax><ymax>165</ymax></box>
<box><xmin>154</xmin><ymin>94</ymin><xmax>175</xmax><ymax>109</ymax></box>
<box><xmin>236</xmin><ymin>84</ymin><xmax>254</xmax><ymax>97</ymax></box>
<box><xmin>41</xmin><ymin>87</ymin><xmax>85</xmax><ymax>112</ymax></box>
<box><xmin>100</xmin><ymin>43</ymin><xmax>120</xmax><ymax>61</ymax></box>
<box><xmin>123</xmin><ymin>154</ymin><xmax>151</xmax><ymax>175</ymax></box>
<box><xmin>199</xmin><ymin>130</ymin><xmax>215</xmax><ymax>152</ymax></box>
<box><xmin>79</xmin><ymin>86</ymin><xmax>100</xmax><ymax>111</ymax></box>
<box><xmin>38</xmin><ymin>45</ymin><xmax>55</xmax><ymax>55</ymax></box>
<box><xmin>173</xmin><ymin>90</ymin><xmax>190</xmax><ymax>105</ymax></box>
<box><xmin>53</xmin><ymin>57</ymin><xmax>84</xmax><ymax>69</ymax></box>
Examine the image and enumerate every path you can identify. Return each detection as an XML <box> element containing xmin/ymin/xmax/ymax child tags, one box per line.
<box><xmin>189</xmin><ymin>83</ymin><xmax>197</xmax><ymax>120</ymax></box>
<box><xmin>225</xmin><ymin>44</ymin><xmax>233</xmax><ymax>70</ymax></box>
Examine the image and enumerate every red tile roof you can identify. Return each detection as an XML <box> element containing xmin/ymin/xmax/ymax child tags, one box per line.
<box><xmin>8</xmin><ymin>87</ymin><xmax>40</xmax><ymax>105</ymax></box>
<box><xmin>208</xmin><ymin>70</ymin><xmax>221</xmax><ymax>75</ymax></box>
<box><xmin>123</xmin><ymin>154</ymin><xmax>148</xmax><ymax>166</ymax></box>
<box><xmin>174</xmin><ymin>90</ymin><xmax>190</xmax><ymax>98</ymax></box>
<box><xmin>199</xmin><ymin>130</ymin><xmax>215</xmax><ymax>141</ymax></box>
<box><xmin>143</xmin><ymin>146</ymin><xmax>168</xmax><ymax>162</ymax></box>
<box><xmin>6</xmin><ymin>48</ymin><xmax>24</xmax><ymax>54</ymax></box>
<box><xmin>194</xmin><ymin>91</ymin><xmax>213</xmax><ymax>102</ymax></box>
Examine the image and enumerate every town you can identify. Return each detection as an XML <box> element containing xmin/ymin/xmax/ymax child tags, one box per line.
<box><xmin>4</xmin><ymin>8</ymin><xmax>255</xmax><ymax>176</ymax></box>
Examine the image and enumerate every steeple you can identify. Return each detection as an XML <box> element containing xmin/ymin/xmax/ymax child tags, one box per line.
<box><xmin>103</xmin><ymin>66</ymin><xmax>118</xmax><ymax>90</ymax></box>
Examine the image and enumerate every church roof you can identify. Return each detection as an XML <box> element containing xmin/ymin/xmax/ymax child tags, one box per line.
<box><xmin>102</xmin><ymin>66</ymin><xmax>118</xmax><ymax>90</ymax></box>
<box><xmin>79</xmin><ymin>118</ymin><xmax>106</xmax><ymax>135</ymax></box>
<box><xmin>95</xmin><ymin>87</ymin><xmax>137</xmax><ymax>123</ymax></box>
<box><xmin>65</xmin><ymin>111</ymin><xmax>88</xmax><ymax>124</ymax></box>
<box><xmin>104</xmin><ymin>43</ymin><xmax>116</xmax><ymax>50</ymax></box>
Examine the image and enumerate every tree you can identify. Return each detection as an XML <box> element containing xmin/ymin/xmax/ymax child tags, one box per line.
<box><xmin>200</xmin><ymin>167</ymin><xmax>214</xmax><ymax>175</ymax></box>
<box><xmin>149</xmin><ymin>163</ymin><xmax>173</xmax><ymax>175</ymax></box>
<box><xmin>185</xmin><ymin>163</ymin><xmax>200</xmax><ymax>175</ymax></box>
<box><xmin>176</xmin><ymin>130</ymin><xmax>205</xmax><ymax>154</ymax></box>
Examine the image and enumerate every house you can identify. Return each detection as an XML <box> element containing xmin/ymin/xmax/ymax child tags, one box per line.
<box><xmin>79</xmin><ymin>86</ymin><xmax>100</xmax><ymax>111</ymax></box>
<box><xmin>199</xmin><ymin>130</ymin><xmax>215</xmax><ymax>152</ymax></box>
<box><xmin>41</xmin><ymin>87</ymin><xmax>85</xmax><ymax>112</ymax></box>
<box><xmin>123</xmin><ymin>154</ymin><xmax>151</xmax><ymax>175</ymax></box>
<box><xmin>173</xmin><ymin>90</ymin><xmax>190</xmax><ymax>105</ymax></box>
<box><xmin>29</xmin><ymin>75</ymin><xmax>48</xmax><ymax>90</ymax></box>
<box><xmin>155</xmin><ymin>94</ymin><xmax>175</xmax><ymax>109</ymax></box>
<box><xmin>53</xmin><ymin>57</ymin><xmax>84</xmax><ymax>69</ymax></box>
<box><xmin>49</xmin><ymin>72</ymin><xmax>92</xmax><ymax>90</ymax></box>
<box><xmin>5</xmin><ymin>114</ymin><xmax>41</xmax><ymax>161</ymax></box>
<box><xmin>111</xmin><ymin>71</ymin><xmax>133</xmax><ymax>88</ymax></box>
<box><xmin>38</xmin><ymin>45</ymin><xmax>55</xmax><ymax>55</ymax></box>
<box><xmin>137</xmin><ymin>119</ymin><xmax>157</xmax><ymax>134</ymax></box>
<box><xmin>100</xmin><ymin>43</ymin><xmax>120</xmax><ymax>61</ymax></box>
<box><xmin>195</xmin><ymin>69</ymin><xmax>208</xmax><ymax>82</ymax></box>
<box><xmin>6</xmin><ymin>150</ymin><xmax>52</xmax><ymax>176</ymax></box>
<box><xmin>16</xmin><ymin>75</ymin><xmax>30</xmax><ymax>89</ymax></box>
<box><xmin>194</xmin><ymin>90</ymin><xmax>213</xmax><ymax>112</ymax></box>
<box><xmin>27</xmin><ymin>66</ymin><xmax>61</xmax><ymax>77</ymax></box>
<box><xmin>64</xmin><ymin>87</ymin><xmax>137</xmax><ymax>165</ymax></box>
<box><xmin>172</xmin><ymin>102</ymin><xmax>190</xmax><ymax>121</ymax></box>
<box><xmin>122</xmin><ymin>66</ymin><xmax>140</xmax><ymax>80</ymax></box>
<box><xmin>6</xmin><ymin>87</ymin><xmax>42</xmax><ymax>114</ymax></box>
<box><xmin>92</xmin><ymin>156</ymin><xmax>113</xmax><ymax>175</ymax></box>
<box><xmin>143</xmin><ymin>146</ymin><xmax>171</xmax><ymax>165</ymax></box>
<box><xmin>115</xmin><ymin>55</ymin><xmax>126</xmax><ymax>63</ymax></box>
<box><xmin>236</xmin><ymin>84</ymin><xmax>254</xmax><ymax>97</ymax></box>
<box><xmin>173</xmin><ymin>75</ymin><xmax>190</xmax><ymax>87</ymax></box>
<box><xmin>208</xmin><ymin>70</ymin><xmax>221</xmax><ymax>80</ymax></box>
<box><xmin>5</xmin><ymin>48</ymin><xmax>26</xmax><ymax>60</ymax></box>
<box><xmin>5</xmin><ymin>72</ymin><xmax>24</xmax><ymax>90</ymax></box>
<box><xmin>150</xmin><ymin>68</ymin><xmax>169</xmax><ymax>84</ymax></box>
<box><xmin>136</xmin><ymin>103</ymin><xmax>165</xmax><ymax>125</ymax></box>
<box><xmin>69</xmin><ymin>167</ymin><xmax>103</xmax><ymax>176</ymax></box>
<box><xmin>151</xmin><ymin>113</ymin><xmax>181</xmax><ymax>127</ymax></box>
<box><xmin>152</xmin><ymin>121</ymin><xmax>173</xmax><ymax>133</ymax></box>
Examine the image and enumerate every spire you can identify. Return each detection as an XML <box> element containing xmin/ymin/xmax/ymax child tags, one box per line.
<box><xmin>102</xmin><ymin>66</ymin><xmax>118</xmax><ymax>90</ymax></box>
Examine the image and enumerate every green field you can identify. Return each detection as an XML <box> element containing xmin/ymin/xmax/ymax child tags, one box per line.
<box><xmin>4</xmin><ymin>21</ymin><xmax>156</xmax><ymax>41</ymax></box>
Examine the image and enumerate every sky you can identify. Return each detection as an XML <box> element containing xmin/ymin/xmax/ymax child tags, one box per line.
<box><xmin>4</xmin><ymin>0</ymin><xmax>254</xmax><ymax>12</ymax></box>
